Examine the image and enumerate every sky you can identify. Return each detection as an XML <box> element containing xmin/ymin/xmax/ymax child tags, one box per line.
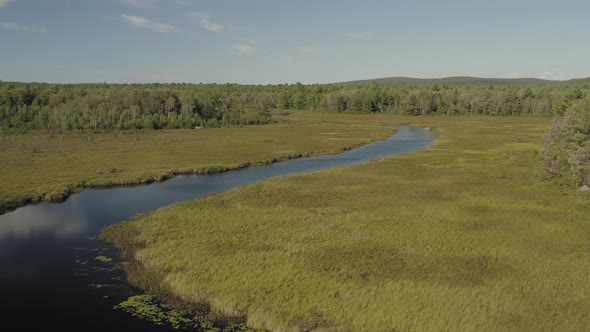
<box><xmin>0</xmin><ymin>0</ymin><xmax>589</xmax><ymax>84</ymax></box>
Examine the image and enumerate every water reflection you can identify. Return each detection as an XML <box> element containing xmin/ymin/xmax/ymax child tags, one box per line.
<box><xmin>0</xmin><ymin>126</ymin><xmax>435</xmax><ymax>332</ymax></box>
<box><xmin>0</xmin><ymin>126</ymin><xmax>434</xmax><ymax>241</ymax></box>
<box><xmin>0</xmin><ymin>197</ymin><xmax>89</xmax><ymax>239</ymax></box>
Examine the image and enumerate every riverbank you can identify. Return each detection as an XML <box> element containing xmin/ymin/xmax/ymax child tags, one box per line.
<box><xmin>0</xmin><ymin>121</ymin><xmax>393</xmax><ymax>215</ymax></box>
<box><xmin>102</xmin><ymin>114</ymin><xmax>590</xmax><ymax>331</ymax></box>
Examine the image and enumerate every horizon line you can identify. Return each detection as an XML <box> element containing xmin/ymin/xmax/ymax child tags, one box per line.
<box><xmin>1</xmin><ymin>75</ymin><xmax>590</xmax><ymax>86</ymax></box>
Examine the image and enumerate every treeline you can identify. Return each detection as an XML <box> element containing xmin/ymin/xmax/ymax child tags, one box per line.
<box><xmin>301</xmin><ymin>83</ymin><xmax>585</xmax><ymax>115</ymax></box>
<box><xmin>541</xmin><ymin>98</ymin><xmax>590</xmax><ymax>186</ymax></box>
<box><xmin>0</xmin><ymin>83</ymin><xmax>275</xmax><ymax>131</ymax></box>
<box><xmin>1</xmin><ymin>82</ymin><xmax>588</xmax><ymax>131</ymax></box>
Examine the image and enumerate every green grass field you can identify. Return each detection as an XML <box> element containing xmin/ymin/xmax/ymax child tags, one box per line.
<box><xmin>0</xmin><ymin>121</ymin><xmax>391</xmax><ymax>214</ymax></box>
<box><xmin>102</xmin><ymin>113</ymin><xmax>590</xmax><ymax>331</ymax></box>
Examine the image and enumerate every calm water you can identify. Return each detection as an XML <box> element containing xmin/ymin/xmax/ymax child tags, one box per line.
<box><xmin>0</xmin><ymin>126</ymin><xmax>434</xmax><ymax>331</ymax></box>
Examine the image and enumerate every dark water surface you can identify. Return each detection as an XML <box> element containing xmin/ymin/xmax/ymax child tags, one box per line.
<box><xmin>0</xmin><ymin>126</ymin><xmax>434</xmax><ymax>331</ymax></box>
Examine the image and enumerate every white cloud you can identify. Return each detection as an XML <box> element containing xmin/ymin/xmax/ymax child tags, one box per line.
<box><xmin>190</xmin><ymin>12</ymin><xmax>222</xmax><ymax>32</ymax></box>
<box><xmin>120</xmin><ymin>14</ymin><xmax>180</xmax><ymax>33</ymax></box>
<box><xmin>232</xmin><ymin>41</ymin><xmax>256</xmax><ymax>55</ymax></box>
<box><xmin>0</xmin><ymin>0</ymin><xmax>14</xmax><ymax>9</ymax></box>
<box><xmin>121</xmin><ymin>0</ymin><xmax>159</xmax><ymax>9</ymax></box>
<box><xmin>0</xmin><ymin>22</ymin><xmax>47</xmax><ymax>33</ymax></box>
<box><xmin>539</xmin><ymin>71</ymin><xmax>562</xmax><ymax>80</ymax></box>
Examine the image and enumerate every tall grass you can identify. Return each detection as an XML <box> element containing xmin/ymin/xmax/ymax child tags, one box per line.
<box><xmin>103</xmin><ymin>113</ymin><xmax>590</xmax><ymax>331</ymax></box>
<box><xmin>0</xmin><ymin>122</ymin><xmax>391</xmax><ymax>214</ymax></box>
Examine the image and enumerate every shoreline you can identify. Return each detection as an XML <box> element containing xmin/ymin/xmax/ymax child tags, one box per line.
<box><xmin>98</xmin><ymin>125</ymin><xmax>435</xmax><ymax>331</ymax></box>
<box><xmin>0</xmin><ymin>131</ymin><xmax>391</xmax><ymax>216</ymax></box>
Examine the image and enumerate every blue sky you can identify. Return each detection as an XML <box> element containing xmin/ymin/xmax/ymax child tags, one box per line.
<box><xmin>0</xmin><ymin>0</ymin><xmax>589</xmax><ymax>84</ymax></box>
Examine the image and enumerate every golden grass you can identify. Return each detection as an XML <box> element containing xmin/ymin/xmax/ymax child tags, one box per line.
<box><xmin>0</xmin><ymin>121</ymin><xmax>391</xmax><ymax>213</ymax></box>
<box><xmin>103</xmin><ymin>112</ymin><xmax>590</xmax><ymax>331</ymax></box>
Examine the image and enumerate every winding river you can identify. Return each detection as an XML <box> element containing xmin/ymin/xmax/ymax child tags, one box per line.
<box><xmin>0</xmin><ymin>125</ymin><xmax>434</xmax><ymax>331</ymax></box>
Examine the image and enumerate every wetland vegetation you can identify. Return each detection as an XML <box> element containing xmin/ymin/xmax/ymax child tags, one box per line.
<box><xmin>101</xmin><ymin>112</ymin><xmax>590</xmax><ymax>331</ymax></box>
<box><xmin>0</xmin><ymin>121</ymin><xmax>391</xmax><ymax>213</ymax></box>
<box><xmin>3</xmin><ymin>1</ymin><xmax>590</xmax><ymax>331</ymax></box>
<box><xmin>2</xmin><ymin>81</ymin><xmax>589</xmax><ymax>331</ymax></box>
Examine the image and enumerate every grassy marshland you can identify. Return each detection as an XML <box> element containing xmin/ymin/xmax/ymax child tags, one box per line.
<box><xmin>0</xmin><ymin>122</ymin><xmax>391</xmax><ymax>214</ymax></box>
<box><xmin>102</xmin><ymin>113</ymin><xmax>590</xmax><ymax>331</ymax></box>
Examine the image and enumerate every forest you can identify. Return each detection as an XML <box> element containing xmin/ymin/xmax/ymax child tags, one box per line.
<box><xmin>1</xmin><ymin>82</ymin><xmax>588</xmax><ymax>131</ymax></box>
<box><xmin>1</xmin><ymin>81</ymin><xmax>588</xmax><ymax>187</ymax></box>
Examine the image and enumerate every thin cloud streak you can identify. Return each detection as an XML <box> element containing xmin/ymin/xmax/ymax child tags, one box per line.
<box><xmin>190</xmin><ymin>12</ymin><xmax>222</xmax><ymax>32</ymax></box>
<box><xmin>121</xmin><ymin>0</ymin><xmax>192</xmax><ymax>8</ymax></box>
<box><xmin>0</xmin><ymin>22</ymin><xmax>47</xmax><ymax>33</ymax></box>
<box><xmin>232</xmin><ymin>41</ymin><xmax>256</xmax><ymax>55</ymax></box>
<box><xmin>120</xmin><ymin>14</ymin><xmax>180</xmax><ymax>33</ymax></box>
<box><xmin>121</xmin><ymin>0</ymin><xmax>159</xmax><ymax>9</ymax></box>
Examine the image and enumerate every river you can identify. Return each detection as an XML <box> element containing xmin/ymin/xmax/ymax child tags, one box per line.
<box><xmin>0</xmin><ymin>125</ymin><xmax>434</xmax><ymax>331</ymax></box>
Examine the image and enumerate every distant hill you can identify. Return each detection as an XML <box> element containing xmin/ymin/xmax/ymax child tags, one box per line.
<box><xmin>562</xmin><ymin>77</ymin><xmax>590</xmax><ymax>86</ymax></box>
<box><xmin>337</xmin><ymin>76</ymin><xmax>590</xmax><ymax>87</ymax></box>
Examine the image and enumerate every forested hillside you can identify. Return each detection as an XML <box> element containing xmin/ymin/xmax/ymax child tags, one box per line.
<box><xmin>1</xmin><ymin>82</ymin><xmax>588</xmax><ymax>131</ymax></box>
<box><xmin>338</xmin><ymin>76</ymin><xmax>590</xmax><ymax>87</ymax></box>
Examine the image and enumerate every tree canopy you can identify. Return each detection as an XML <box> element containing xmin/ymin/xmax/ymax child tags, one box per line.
<box><xmin>0</xmin><ymin>82</ymin><xmax>587</xmax><ymax>131</ymax></box>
